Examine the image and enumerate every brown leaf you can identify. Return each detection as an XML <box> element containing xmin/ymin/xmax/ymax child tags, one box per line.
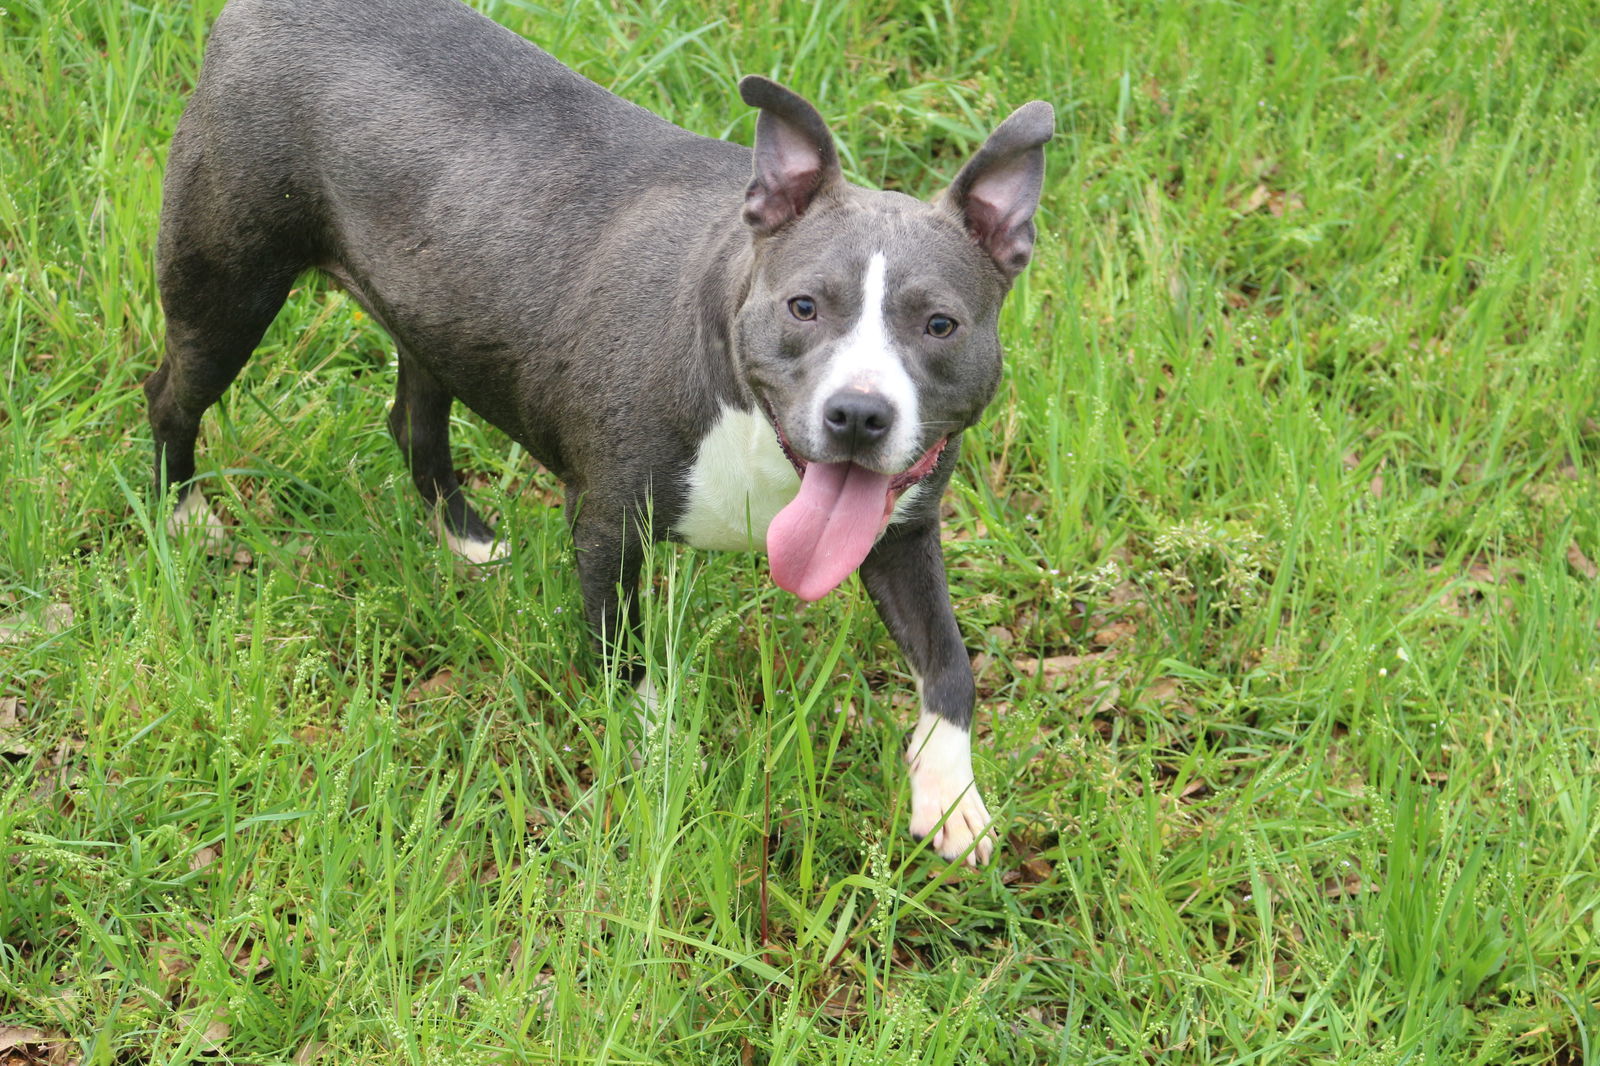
<box><xmin>0</xmin><ymin>699</ymin><xmax>25</xmax><ymax>758</ymax></box>
<box><xmin>1090</xmin><ymin>619</ymin><xmax>1137</xmax><ymax>647</ymax></box>
<box><xmin>817</xmin><ymin>982</ymin><xmax>860</xmax><ymax>1020</ymax></box>
<box><xmin>1328</xmin><ymin>869</ymin><xmax>1364</xmax><ymax>898</ymax></box>
<box><xmin>177</xmin><ymin>1013</ymin><xmax>229</xmax><ymax>1052</ymax></box>
<box><xmin>985</xmin><ymin>625</ymin><xmax>1015</xmax><ymax>647</ymax></box>
<box><xmin>40</xmin><ymin>603</ymin><xmax>72</xmax><ymax>633</ymax></box>
<box><xmin>223</xmin><ymin>933</ymin><xmax>270</xmax><ymax>976</ymax></box>
<box><xmin>0</xmin><ymin>603</ymin><xmax>73</xmax><ymax>645</ymax></box>
<box><xmin>1086</xmin><ymin>681</ymin><xmax>1121</xmax><ymax>713</ymax></box>
<box><xmin>1143</xmin><ymin>677</ymin><xmax>1180</xmax><ymax>702</ymax></box>
<box><xmin>0</xmin><ymin>1029</ymin><xmax>52</xmax><ymax>1053</ymax></box>
<box><xmin>153</xmin><ymin>940</ymin><xmax>193</xmax><ymax>984</ymax></box>
<box><xmin>1</xmin><ymin>1025</ymin><xmax>81</xmax><ymax>1066</ymax></box>
<box><xmin>1267</xmin><ymin>189</ymin><xmax>1305</xmax><ymax>217</ymax></box>
<box><xmin>293</xmin><ymin>724</ymin><xmax>334</xmax><ymax>745</ymax></box>
<box><xmin>1235</xmin><ymin>184</ymin><xmax>1271</xmax><ymax>215</ymax></box>
<box><xmin>200</xmin><ymin>1019</ymin><xmax>229</xmax><ymax>1051</ymax></box>
<box><xmin>293</xmin><ymin>1041</ymin><xmax>330</xmax><ymax>1066</ymax></box>
<box><xmin>1567</xmin><ymin>540</ymin><xmax>1598</xmax><ymax>580</ymax></box>
<box><xmin>1013</xmin><ymin>653</ymin><xmax>1110</xmax><ymax>691</ymax></box>
<box><xmin>406</xmin><ymin>670</ymin><xmax>458</xmax><ymax>702</ymax></box>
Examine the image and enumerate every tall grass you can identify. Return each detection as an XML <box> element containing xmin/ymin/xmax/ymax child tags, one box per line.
<box><xmin>2</xmin><ymin>0</ymin><xmax>1598</xmax><ymax>1062</ymax></box>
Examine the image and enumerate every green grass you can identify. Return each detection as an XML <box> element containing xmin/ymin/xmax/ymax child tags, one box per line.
<box><xmin>3</xmin><ymin>0</ymin><xmax>1600</xmax><ymax>1062</ymax></box>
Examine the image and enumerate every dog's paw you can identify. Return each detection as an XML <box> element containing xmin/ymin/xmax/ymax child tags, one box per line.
<box><xmin>905</xmin><ymin>714</ymin><xmax>997</xmax><ymax>867</ymax></box>
<box><xmin>167</xmin><ymin>490</ymin><xmax>227</xmax><ymax>552</ymax></box>
<box><xmin>442</xmin><ymin>528</ymin><xmax>510</xmax><ymax>568</ymax></box>
<box><xmin>628</xmin><ymin>676</ymin><xmax>662</xmax><ymax>771</ymax></box>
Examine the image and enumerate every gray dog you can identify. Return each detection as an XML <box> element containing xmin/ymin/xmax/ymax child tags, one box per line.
<box><xmin>147</xmin><ymin>0</ymin><xmax>1052</xmax><ymax>865</ymax></box>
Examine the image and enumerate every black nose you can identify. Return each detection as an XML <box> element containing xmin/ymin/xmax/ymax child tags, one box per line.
<box><xmin>823</xmin><ymin>391</ymin><xmax>894</xmax><ymax>452</ymax></box>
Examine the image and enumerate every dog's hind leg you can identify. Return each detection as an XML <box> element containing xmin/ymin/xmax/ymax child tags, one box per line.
<box><xmin>146</xmin><ymin>114</ymin><xmax>309</xmax><ymax>541</ymax></box>
<box><xmin>147</xmin><ymin>247</ymin><xmax>298</xmax><ymax>543</ymax></box>
<box><xmin>386</xmin><ymin>348</ymin><xmax>504</xmax><ymax>564</ymax></box>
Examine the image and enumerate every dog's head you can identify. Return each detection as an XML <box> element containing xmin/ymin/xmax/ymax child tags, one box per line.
<box><xmin>731</xmin><ymin>77</ymin><xmax>1052</xmax><ymax>599</ymax></box>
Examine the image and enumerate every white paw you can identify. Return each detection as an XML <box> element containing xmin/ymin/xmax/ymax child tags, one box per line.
<box><xmin>626</xmin><ymin>677</ymin><xmax>707</xmax><ymax>773</ymax></box>
<box><xmin>906</xmin><ymin>712</ymin><xmax>997</xmax><ymax>867</ymax></box>
<box><xmin>167</xmin><ymin>491</ymin><xmax>226</xmax><ymax>550</ymax></box>
<box><xmin>628</xmin><ymin>676</ymin><xmax>662</xmax><ymax>771</ymax></box>
<box><xmin>443</xmin><ymin>528</ymin><xmax>510</xmax><ymax>567</ymax></box>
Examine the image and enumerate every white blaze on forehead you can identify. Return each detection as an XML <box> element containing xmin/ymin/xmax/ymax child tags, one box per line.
<box><xmin>809</xmin><ymin>251</ymin><xmax>921</xmax><ymax>470</ymax></box>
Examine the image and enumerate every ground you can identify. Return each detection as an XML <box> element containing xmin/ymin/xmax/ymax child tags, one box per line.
<box><xmin>1</xmin><ymin>1</ymin><xmax>1598</xmax><ymax>1063</ymax></box>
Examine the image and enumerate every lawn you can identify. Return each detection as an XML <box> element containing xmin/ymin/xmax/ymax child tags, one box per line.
<box><xmin>2</xmin><ymin>0</ymin><xmax>1598</xmax><ymax>1062</ymax></box>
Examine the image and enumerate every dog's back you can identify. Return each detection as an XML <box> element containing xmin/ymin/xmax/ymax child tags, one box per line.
<box><xmin>158</xmin><ymin>0</ymin><xmax>752</xmax><ymax>466</ymax></box>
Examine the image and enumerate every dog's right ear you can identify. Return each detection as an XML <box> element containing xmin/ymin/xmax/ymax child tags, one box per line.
<box><xmin>941</xmin><ymin>100</ymin><xmax>1054</xmax><ymax>280</ymax></box>
<box><xmin>739</xmin><ymin>76</ymin><xmax>842</xmax><ymax>235</ymax></box>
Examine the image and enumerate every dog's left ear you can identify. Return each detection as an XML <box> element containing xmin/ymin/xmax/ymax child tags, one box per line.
<box><xmin>739</xmin><ymin>75</ymin><xmax>843</xmax><ymax>235</ymax></box>
<box><xmin>941</xmin><ymin>101</ymin><xmax>1054</xmax><ymax>279</ymax></box>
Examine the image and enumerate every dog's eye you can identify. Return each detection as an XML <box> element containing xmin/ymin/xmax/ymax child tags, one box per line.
<box><xmin>788</xmin><ymin>296</ymin><xmax>817</xmax><ymax>321</ymax></box>
<box><xmin>926</xmin><ymin>314</ymin><xmax>958</xmax><ymax>338</ymax></box>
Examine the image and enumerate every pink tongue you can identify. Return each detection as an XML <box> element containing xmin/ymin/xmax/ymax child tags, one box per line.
<box><xmin>767</xmin><ymin>461</ymin><xmax>893</xmax><ymax>602</ymax></box>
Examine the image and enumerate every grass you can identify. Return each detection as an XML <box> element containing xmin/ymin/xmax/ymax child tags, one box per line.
<box><xmin>3</xmin><ymin>0</ymin><xmax>1599</xmax><ymax>1062</ymax></box>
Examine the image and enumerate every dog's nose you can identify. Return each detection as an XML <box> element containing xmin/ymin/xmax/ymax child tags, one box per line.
<box><xmin>823</xmin><ymin>390</ymin><xmax>893</xmax><ymax>452</ymax></box>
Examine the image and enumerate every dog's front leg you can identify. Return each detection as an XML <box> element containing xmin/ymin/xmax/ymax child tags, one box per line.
<box><xmin>858</xmin><ymin>519</ymin><xmax>996</xmax><ymax>866</ymax></box>
<box><xmin>571</xmin><ymin>501</ymin><xmax>647</xmax><ymax>687</ymax></box>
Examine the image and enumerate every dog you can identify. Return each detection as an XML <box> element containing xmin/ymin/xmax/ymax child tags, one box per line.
<box><xmin>146</xmin><ymin>0</ymin><xmax>1052</xmax><ymax>865</ymax></box>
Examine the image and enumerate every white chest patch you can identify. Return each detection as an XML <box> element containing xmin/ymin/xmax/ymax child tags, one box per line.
<box><xmin>674</xmin><ymin>405</ymin><xmax>800</xmax><ymax>551</ymax></box>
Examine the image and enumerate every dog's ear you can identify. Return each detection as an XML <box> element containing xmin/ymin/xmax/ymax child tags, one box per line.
<box><xmin>739</xmin><ymin>75</ymin><xmax>842</xmax><ymax>235</ymax></box>
<box><xmin>941</xmin><ymin>100</ymin><xmax>1054</xmax><ymax>279</ymax></box>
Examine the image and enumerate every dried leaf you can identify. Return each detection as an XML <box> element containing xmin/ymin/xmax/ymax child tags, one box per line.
<box><xmin>1321</xmin><ymin>863</ymin><xmax>1371</xmax><ymax>897</ymax></box>
<box><xmin>40</xmin><ymin>604</ymin><xmax>72</xmax><ymax>633</ymax></box>
<box><xmin>1012</xmin><ymin>653</ymin><xmax>1109</xmax><ymax>691</ymax></box>
<box><xmin>0</xmin><ymin>603</ymin><xmax>73</xmax><ymax>645</ymax></box>
<box><xmin>293</xmin><ymin>724</ymin><xmax>334</xmax><ymax>745</ymax></box>
<box><xmin>985</xmin><ymin>625</ymin><xmax>1015</xmax><ymax>647</ymax></box>
<box><xmin>200</xmin><ymin>1019</ymin><xmax>229</xmax><ymax>1050</ymax></box>
<box><xmin>406</xmin><ymin>670</ymin><xmax>458</xmax><ymax>702</ymax></box>
<box><xmin>1267</xmin><ymin>189</ymin><xmax>1305</xmax><ymax>216</ymax></box>
<box><xmin>0</xmin><ymin>1029</ymin><xmax>52</xmax><ymax>1053</ymax></box>
<box><xmin>178</xmin><ymin>1013</ymin><xmax>229</xmax><ymax>1052</ymax></box>
<box><xmin>154</xmin><ymin>940</ymin><xmax>192</xmax><ymax>983</ymax></box>
<box><xmin>1236</xmin><ymin>184</ymin><xmax>1271</xmax><ymax>214</ymax></box>
<box><xmin>1567</xmin><ymin>540</ymin><xmax>1598</xmax><ymax>580</ymax></box>
<box><xmin>1143</xmin><ymin>677</ymin><xmax>1180</xmax><ymax>702</ymax></box>
<box><xmin>293</xmin><ymin>1040</ymin><xmax>330</xmax><ymax>1066</ymax></box>
<box><xmin>1091</xmin><ymin>619</ymin><xmax>1137</xmax><ymax>647</ymax></box>
<box><xmin>223</xmin><ymin>933</ymin><xmax>270</xmax><ymax>976</ymax></box>
<box><xmin>0</xmin><ymin>699</ymin><xmax>25</xmax><ymax>759</ymax></box>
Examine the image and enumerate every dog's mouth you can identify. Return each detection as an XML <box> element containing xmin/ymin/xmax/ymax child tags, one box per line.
<box><xmin>762</xmin><ymin>401</ymin><xmax>948</xmax><ymax>602</ymax></box>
